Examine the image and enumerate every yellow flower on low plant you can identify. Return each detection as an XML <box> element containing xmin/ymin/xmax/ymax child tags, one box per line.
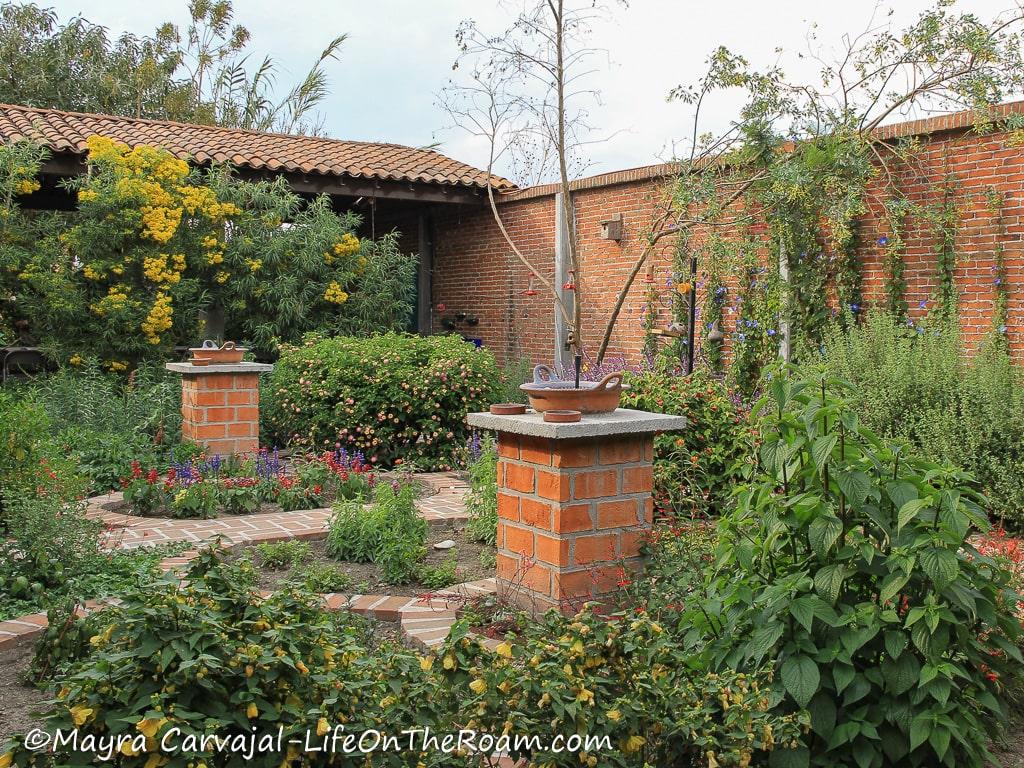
<box><xmin>136</xmin><ymin>717</ymin><xmax>167</xmax><ymax>738</ymax></box>
<box><xmin>215</xmin><ymin>270</ymin><xmax>230</xmax><ymax>284</ymax></box>
<box><xmin>246</xmin><ymin>703</ymin><xmax>259</xmax><ymax>719</ymax></box>
<box><xmin>607</xmin><ymin>709</ymin><xmax>622</xmax><ymax>722</ymax></box>
<box><xmin>317</xmin><ymin>718</ymin><xmax>330</xmax><ymax>737</ymax></box>
<box><xmin>624</xmin><ymin>735</ymin><xmax>645</xmax><ymax>753</ymax></box>
<box><xmin>419</xmin><ymin>655</ymin><xmax>433</xmax><ymax>672</ymax></box>
<box><xmin>69</xmin><ymin>354</ymin><xmax>83</xmax><ymax>366</ymax></box>
<box><xmin>495</xmin><ymin>642</ymin><xmax>513</xmax><ymax>659</ymax></box>
<box><xmin>77</xmin><ymin>189</ymin><xmax>98</xmax><ymax>203</ymax></box>
<box><xmin>0</xmin><ymin>751</ymin><xmax>12</xmax><ymax>768</ymax></box>
<box><xmin>82</xmin><ymin>265</ymin><xmax>100</xmax><ymax>280</ymax></box>
<box><xmin>247</xmin><ymin>259</ymin><xmax>262</xmax><ymax>272</ymax></box>
<box><xmin>469</xmin><ymin>678</ymin><xmax>487</xmax><ymax>694</ymax></box>
<box><xmin>70</xmin><ymin>705</ymin><xmax>94</xmax><ymax>726</ymax></box>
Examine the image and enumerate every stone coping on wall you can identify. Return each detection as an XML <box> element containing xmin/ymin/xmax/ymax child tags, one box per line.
<box><xmin>467</xmin><ymin>408</ymin><xmax>686</xmax><ymax>439</ymax></box>
<box><xmin>165</xmin><ymin>362</ymin><xmax>274</xmax><ymax>374</ymax></box>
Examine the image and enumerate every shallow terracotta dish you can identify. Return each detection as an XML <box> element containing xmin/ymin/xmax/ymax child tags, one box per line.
<box><xmin>188</xmin><ymin>340</ymin><xmax>246</xmax><ymax>364</ymax></box>
<box><xmin>190</xmin><ymin>356</ymin><xmax>212</xmax><ymax>367</ymax></box>
<box><xmin>520</xmin><ymin>365</ymin><xmax>626</xmax><ymax>414</ymax></box>
<box><xmin>543</xmin><ymin>409</ymin><xmax>581</xmax><ymax>423</ymax></box>
<box><xmin>490</xmin><ymin>403</ymin><xmax>527</xmax><ymax>415</ymax></box>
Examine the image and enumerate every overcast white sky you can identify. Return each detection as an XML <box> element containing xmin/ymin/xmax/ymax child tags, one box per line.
<box><xmin>43</xmin><ymin>0</ymin><xmax>1020</xmax><ymax>181</ymax></box>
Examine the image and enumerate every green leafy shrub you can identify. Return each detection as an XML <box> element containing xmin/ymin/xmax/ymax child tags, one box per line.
<box><xmin>699</xmin><ymin>368</ymin><xmax>1022</xmax><ymax>767</ymax></box>
<box><xmin>294</xmin><ymin>562</ymin><xmax>353</xmax><ymax>593</ymax></box>
<box><xmin>326</xmin><ymin>481</ymin><xmax>426</xmax><ymax>584</ymax></box>
<box><xmin>264</xmin><ymin>333</ymin><xmax>500</xmax><ymax>469</ymax></box>
<box><xmin>7</xmin><ymin>546</ymin><xmax>805</xmax><ymax>768</ymax></box>
<box><xmin>417</xmin><ymin>553</ymin><xmax>460</xmax><ymax>590</ymax></box>
<box><xmin>254</xmin><ymin>540</ymin><xmax>311</xmax><ymax>569</ymax></box>
<box><xmin>620</xmin><ymin>366</ymin><xmax>750</xmax><ymax>517</ymax></box>
<box><xmin>0</xmin><ymin>390</ymin><xmax>85</xmax><ymax>520</ymax></box>
<box><xmin>12</xmin><ymin>551</ymin><xmax>408</xmax><ymax>768</ymax></box>
<box><xmin>465</xmin><ymin>434</ymin><xmax>498</xmax><ymax>545</ymax></box>
<box><xmin>820</xmin><ymin>311</ymin><xmax>1024</xmax><ymax>526</ymax></box>
<box><xmin>0</xmin><ymin>495</ymin><xmax>180</xmax><ymax>620</ymax></box>
<box><xmin>436</xmin><ymin>612</ymin><xmax>803</xmax><ymax>767</ymax></box>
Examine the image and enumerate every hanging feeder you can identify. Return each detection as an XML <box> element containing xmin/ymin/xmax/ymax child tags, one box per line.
<box><xmin>707</xmin><ymin>321</ymin><xmax>725</xmax><ymax>343</ymax></box>
<box><xmin>643</xmin><ymin>265</ymin><xmax>655</xmax><ymax>284</ymax></box>
<box><xmin>523</xmin><ymin>277</ymin><xmax>538</xmax><ymax>296</ymax></box>
<box><xmin>563</xmin><ymin>270</ymin><xmax>577</xmax><ymax>291</ymax></box>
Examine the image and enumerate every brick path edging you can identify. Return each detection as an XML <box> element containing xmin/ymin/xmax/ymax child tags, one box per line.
<box><xmin>87</xmin><ymin>472</ymin><xmax>470</xmax><ymax>551</ymax></box>
<box><xmin>0</xmin><ymin>579</ymin><xmax>497</xmax><ymax>653</ymax></box>
<box><xmin>2</xmin><ymin>472</ymin><xmax>492</xmax><ymax>653</ymax></box>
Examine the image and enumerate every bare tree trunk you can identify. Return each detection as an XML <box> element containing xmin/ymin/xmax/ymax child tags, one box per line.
<box><xmin>551</xmin><ymin>0</ymin><xmax>581</xmax><ymax>355</ymax></box>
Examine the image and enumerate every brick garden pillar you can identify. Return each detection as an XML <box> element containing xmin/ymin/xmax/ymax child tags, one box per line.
<box><xmin>166</xmin><ymin>362</ymin><xmax>273</xmax><ymax>456</ymax></box>
<box><xmin>466</xmin><ymin>409</ymin><xmax>685</xmax><ymax>614</ymax></box>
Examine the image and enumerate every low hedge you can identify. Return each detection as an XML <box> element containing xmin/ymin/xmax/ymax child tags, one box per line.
<box><xmin>263</xmin><ymin>333</ymin><xmax>500</xmax><ymax>469</ymax></box>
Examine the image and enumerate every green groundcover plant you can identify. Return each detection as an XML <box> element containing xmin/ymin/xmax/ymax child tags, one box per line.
<box><xmin>692</xmin><ymin>367</ymin><xmax>1022</xmax><ymax>768</ymax></box>
<box><xmin>820</xmin><ymin>310</ymin><xmax>1024</xmax><ymax>528</ymax></box>
<box><xmin>621</xmin><ymin>363</ymin><xmax>751</xmax><ymax>517</ymax></box>
<box><xmin>5</xmin><ymin>547</ymin><xmax>804</xmax><ymax>768</ymax></box>
<box><xmin>263</xmin><ymin>333</ymin><xmax>500</xmax><ymax>469</ymax></box>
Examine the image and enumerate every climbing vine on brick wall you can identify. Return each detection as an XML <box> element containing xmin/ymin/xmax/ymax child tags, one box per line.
<box><xmin>882</xmin><ymin>196</ymin><xmax>913</xmax><ymax>319</ymax></box>
<box><xmin>986</xmin><ymin>187</ymin><xmax>1010</xmax><ymax>344</ymax></box>
<box><xmin>933</xmin><ymin>177</ymin><xmax>959</xmax><ymax>317</ymax></box>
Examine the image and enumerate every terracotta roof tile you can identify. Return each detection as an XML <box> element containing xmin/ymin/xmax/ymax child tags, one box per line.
<box><xmin>0</xmin><ymin>103</ymin><xmax>514</xmax><ymax>191</ymax></box>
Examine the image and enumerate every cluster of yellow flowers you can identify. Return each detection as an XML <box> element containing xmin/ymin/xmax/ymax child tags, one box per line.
<box><xmin>247</xmin><ymin>259</ymin><xmax>262</xmax><ymax>272</ymax></box>
<box><xmin>90</xmin><ymin>285</ymin><xmax>130</xmax><ymax>316</ymax></box>
<box><xmin>69</xmin><ymin>354</ymin><xmax>84</xmax><ymax>366</ymax></box>
<box><xmin>324</xmin><ymin>281</ymin><xmax>349</xmax><ymax>304</ymax></box>
<box><xmin>82</xmin><ymin>265</ymin><xmax>101</xmax><ymax>280</ymax></box>
<box><xmin>215</xmin><ymin>270</ymin><xmax>231</xmax><ymax>284</ymax></box>
<box><xmin>105</xmin><ymin>360</ymin><xmax>128</xmax><ymax>372</ymax></box>
<box><xmin>179</xmin><ymin>185</ymin><xmax>241</xmax><ymax>219</ymax></box>
<box><xmin>141</xmin><ymin>291</ymin><xmax>173</xmax><ymax>344</ymax></box>
<box><xmin>14</xmin><ymin>178</ymin><xmax>39</xmax><ymax>195</ymax></box>
<box><xmin>10</xmin><ymin>162</ymin><xmax>40</xmax><ymax>196</ymax></box>
<box><xmin>324</xmin><ymin>232</ymin><xmax>361</xmax><ymax>264</ymax></box>
<box><xmin>140</xmin><ymin>204</ymin><xmax>183</xmax><ymax>244</ymax></box>
<box><xmin>77</xmin><ymin>189</ymin><xmax>98</xmax><ymax>203</ymax></box>
<box><xmin>142</xmin><ymin>253</ymin><xmax>186</xmax><ymax>284</ymax></box>
<box><xmin>206</xmin><ymin>250</ymin><xmax>224</xmax><ymax>266</ymax></box>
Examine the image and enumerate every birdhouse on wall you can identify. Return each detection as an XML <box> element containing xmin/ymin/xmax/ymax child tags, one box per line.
<box><xmin>599</xmin><ymin>213</ymin><xmax>623</xmax><ymax>241</ymax></box>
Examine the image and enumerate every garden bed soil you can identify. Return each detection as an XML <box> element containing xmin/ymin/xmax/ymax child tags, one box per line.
<box><xmin>0</xmin><ymin>642</ymin><xmax>49</xmax><ymax>747</ymax></box>
<box><xmin>231</xmin><ymin>525</ymin><xmax>493</xmax><ymax>597</ymax></box>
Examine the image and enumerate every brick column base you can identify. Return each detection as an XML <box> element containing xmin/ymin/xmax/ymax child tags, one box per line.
<box><xmin>495</xmin><ymin>432</ymin><xmax>655</xmax><ymax>613</ymax></box>
<box><xmin>167</xmin><ymin>362</ymin><xmax>273</xmax><ymax>456</ymax></box>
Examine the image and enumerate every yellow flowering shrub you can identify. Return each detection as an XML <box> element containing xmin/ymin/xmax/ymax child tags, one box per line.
<box><xmin>0</xmin><ymin>138</ymin><xmax>417</xmax><ymax>363</ymax></box>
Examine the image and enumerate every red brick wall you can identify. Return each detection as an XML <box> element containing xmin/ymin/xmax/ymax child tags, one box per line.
<box><xmin>431</xmin><ymin>107</ymin><xmax>1024</xmax><ymax>367</ymax></box>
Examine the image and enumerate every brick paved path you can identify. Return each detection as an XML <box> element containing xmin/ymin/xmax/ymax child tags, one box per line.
<box><xmin>0</xmin><ymin>472</ymin><xmax>496</xmax><ymax>652</ymax></box>
<box><xmin>86</xmin><ymin>471</ymin><xmax>470</xmax><ymax>550</ymax></box>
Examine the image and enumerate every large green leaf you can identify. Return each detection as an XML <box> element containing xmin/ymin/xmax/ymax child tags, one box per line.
<box><xmin>879</xmin><ymin>570</ymin><xmax>910</xmax><ymax>605</ymax></box>
<box><xmin>897</xmin><ymin>498</ymin><xmax>931</xmax><ymax>532</ymax></box>
<box><xmin>814</xmin><ymin>564</ymin><xmax>845</xmax><ymax>603</ymax></box>
<box><xmin>812</xmin><ymin>433</ymin><xmax>839</xmax><ymax>473</ymax></box>
<box><xmin>809</xmin><ymin>514</ymin><xmax>844</xmax><ymax>556</ymax></box>
<box><xmin>782</xmin><ymin>655</ymin><xmax>820</xmax><ymax>707</ymax></box>
<box><xmin>837</xmin><ymin>469</ymin><xmax>872</xmax><ymax>504</ymax></box>
<box><xmin>920</xmin><ymin>548</ymin><xmax>959</xmax><ymax>588</ymax></box>
<box><xmin>882</xmin><ymin>652</ymin><xmax>919</xmax><ymax>695</ymax></box>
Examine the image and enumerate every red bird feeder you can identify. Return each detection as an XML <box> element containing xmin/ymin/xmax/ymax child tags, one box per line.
<box><xmin>562</xmin><ymin>270</ymin><xmax>577</xmax><ymax>291</ymax></box>
<box><xmin>523</xmin><ymin>277</ymin><xmax>538</xmax><ymax>296</ymax></box>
